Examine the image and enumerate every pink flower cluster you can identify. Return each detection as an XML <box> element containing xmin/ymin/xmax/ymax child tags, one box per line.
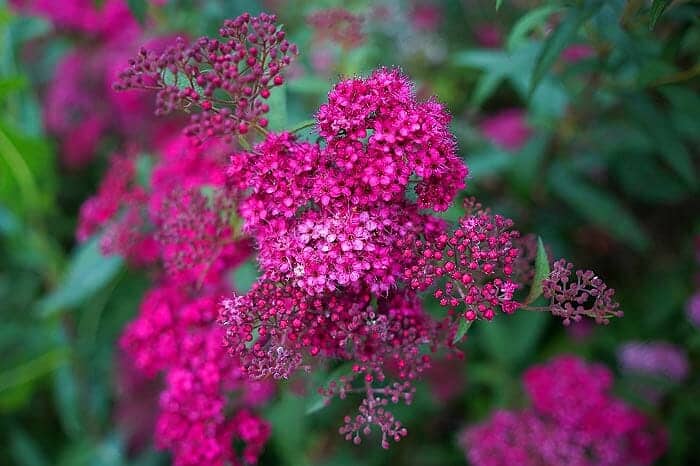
<box><xmin>307</xmin><ymin>8</ymin><xmax>365</xmax><ymax>50</ymax></box>
<box><xmin>77</xmin><ymin>129</ymin><xmax>272</xmax><ymax>465</ymax></box>
<box><xmin>405</xmin><ymin>198</ymin><xmax>521</xmax><ymax>323</ymax></box>
<box><xmin>461</xmin><ymin>355</ymin><xmax>666</xmax><ymax>466</ymax></box>
<box><xmin>10</xmin><ymin>0</ymin><xmax>139</xmax><ymax>39</ymax></box>
<box><xmin>479</xmin><ymin>108</ymin><xmax>532</xmax><ymax>152</ymax></box>
<box><xmin>13</xmin><ymin>0</ymin><xmax>178</xmax><ymax>167</ymax></box>
<box><xmin>220</xmin><ymin>68</ymin><xmax>467</xmax><ymax>447</ymax></box>
<box><xmin>114</xmin><ymin>13</ymin><xmax>297</xmax><ymax>144</ymax></box>
<box><xmin>121</xmin><ymin>285</ymin><xmax>271</xmax><ymax>466</ymax></box>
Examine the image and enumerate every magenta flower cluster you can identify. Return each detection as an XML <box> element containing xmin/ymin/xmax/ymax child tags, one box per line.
<box><xmin>461</xmin><ymin>355</ymin><xmax>666</xmax><ymax>466</ymax></box>
<box><xmin>114</xmin><ymin>12</ymin><xmax>297</xmax><ymax>144</ymax></box>
<box><xmin>78</xmin><ymin>130</ymin><xmax>271</xmax><ymax>466</ymax></box>
<box><xmin>405</xmin><ymin>198</ymin><xmax>521</xmax><ymax>323</ymax></box>
<box><xmin>221</xmin><ymin>68</ymin><xmax>468</xmax><ymax>447</ymax></box>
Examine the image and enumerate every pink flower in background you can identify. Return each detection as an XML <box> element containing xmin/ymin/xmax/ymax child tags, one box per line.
<box><xmin>426</xmin><ymin>357</ymin><xmax>466</xmax><ymax>403</ymax></box>
<box><xmin>43</xmin><ymin>51</ymin><xmax>108</xmax><ymax>167</ymax></box>
<box><xmin>410</xmin><ymin>3</ymin><xmax>443</xmax><ymax>32</ymax></box>
<box><xmin>562</xmin><ymin>43</ymin><xmax>595</xmax><ymax>63</ymax></box>
<box><xmin>461</xmin><ymin>356</ymin><xmax>666</xmax><ymax>466</ymax></box>
<box><xmin>479</xmin><ymin>108</ymin><xmax>531</xmax><ymax>151</ymax></box>
<box><xmin>77</xmin><ymin>154</ymin><xmax>135</xmax><ymax>241</ymax></box>
<box><xmin>114</xmin><ymin>352</ymin><xmax>160</xmax><ymax>454</ymax></box>
<box><xmin>9</xmin><ymin>0</ymin><xmax>139</xmax><ymax>40</ymax></box>
<box><xmin>618</xmin><ymin>341</ymin><xmax>689</xmax><ymax>381</ymax></box>
<box><xmin>310</xmin><ymin>46</ymin><xmax>335</xmax><ymax>74</ymax></box>
<box><xmin>307</xmin><ymin>8</ymin><xmax>364</xmax><ymax>50</ymax></box>
<box><xmin>687</xmin><ymin>291</ymin><xmax>700</xmax><ymax>328</ymax></box>
<box><xmin>474</xmin><ymin>24</ymin><xmax>503</xmax><ymax>48</ymax></box>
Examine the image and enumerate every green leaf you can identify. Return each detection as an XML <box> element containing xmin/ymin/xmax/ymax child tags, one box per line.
<box><xmin>265</xmin><ymin>85</ymin><xmax>287</xmax><ymax>131</ymax></box>
<box><xmin>126</xmin><ymin>0</ymin><xmax>147</xmax><ymax>24</ymax></box>
<box><xmin>305</xmin><ymin>362</ymin><xmax>353</xmax><ymax>415</ymax></box>
<box><xmin>468</xmin><ymin>147</ymin><xmax>513</xmax><ymax>180</ymax></box>
<box><xmin>0</xmin><ymin>347</ymin><xmax>68</xmax><ymax>393</ymax></box>
<box><xmin>236</xmin><ymin>135</ymin><xmax>251</xmax><ymax>151</ymax></box>
<box><xmin>232</xmin><ymin>260</ymin><xmax>258</xmax><ymax>293</ymax></box>
<box><xmin>53</xmin><ymin>362</ymin><xmax>82</xmax><ymax>438</ymax></box>
<box><xmin>649</xmin><ymin>0</ymin><xmax>672</xmax><ymax>29</ymax></box>
<box><xmin>477</xmin><ymin>310</ymin><xmax>548</xmax><ymax>367</ymax></box>
<box><xmin>470</xmin><ymin>72</ymin><xmax>504</xmax><ymax>107</ymax></box>
<box><xmin>615</xmin><ymin>150</ymin><xmax>690</xmax><ymax>203</ymax></box>
<box><xmin>9</xmin><ymin>426</ymin><xmax>50</xmax><ymax>466</ymax></box>
<box><xmin>524</xmin><ymin>237</ymin><xmax>550</xmax><ymax>304</ymax></box>
<box><xmin>529</xmin><ymin>2</ymin><xmax>600</xmax><ymax>96</ymax></box>
<box><xmin>453</xmin><ymin>318</ymin><xmax>473</xmax><ymax>344</ymax></box>
<box><xmin>39</xmin><ymin>236</ymin><xmax>123</xmax><ymax>316</ymax></box>
<box><xmin>452</xmin><ymin>49</ymin><xmax>512</xmax><ymax>72</ymax></box>
<box><xmin>135</xmin><ymin>153</ymin><xmax>154</xmax><ymax>188</ymax></box>
<box><xmin>549</xmin><ymin>164</ymin><xmax>650</xmax><ymax>250</ymax></box>
<box><xmin>508</xmin><ymin>133</ymin><xmax>550</xmax><ymax>194</ymax></box>
<box><xmin>268</xmin><ymin>391</ymin><xmax>310</xmax><ymax>466</ymax></box>
<box><xmin>495</xmin><ymin>0</ymin><xmax>503</xmax><ymax>10</ymax></box>
<box><xmin>626</xmin><ymin>97</ymin><xmax>697</xmax><ymax>188</ymax></box>
<box><xmin>507</xmin><ymin>5</ymin><xmax>564</xmax><ymax>51</ymax></box>
<box><xmin>0</xmin><ymin>122</ymin><xmax>54</xmax><ymax>215</ymax></box>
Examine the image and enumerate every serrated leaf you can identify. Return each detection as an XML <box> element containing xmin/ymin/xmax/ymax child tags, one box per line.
<box><xmin>649</xmin><ymin>0</ymin><xmax>672</xmax><ymax>29</ymax></box>
<box><xmin>524</xmin><ymin>237</ymin><xmax>550</xmax><ymax>304</ymax></box>
<box><xmin>39</xmin><ymin>236</ymin><xmax>123</xmax><ymax>316</ymax></box>
<box><xmin>549</xmin><ymin>164</ymin><xmax>650</xmax><ymax>250</ymax></box>
<box><xmin>453</xmin><ymin>318</ymin><xmax>473</xmax><ymax>344</ymax></box>
<box><xmin>126</xmin><ymin>0</ymin><xmax>147</xmax><ymax>24</ymax></box>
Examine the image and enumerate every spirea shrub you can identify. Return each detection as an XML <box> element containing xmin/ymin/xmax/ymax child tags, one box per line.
<box><xmin>77</xmin><ymin>12</ymin><xmax>627</xmax><ymax>462</ymax></box>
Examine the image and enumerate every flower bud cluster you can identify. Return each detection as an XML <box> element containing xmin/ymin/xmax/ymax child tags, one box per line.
<box><xmin>115</xmin><ymin>13</ymin><xmax>298</xmax><ymax>144</ymax></box>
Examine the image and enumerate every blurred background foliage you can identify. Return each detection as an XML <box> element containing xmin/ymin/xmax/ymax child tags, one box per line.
<box><xmin>0</xmin><ymin>0</ymin><xmax>699</xmax><ymax>464</ymax></box>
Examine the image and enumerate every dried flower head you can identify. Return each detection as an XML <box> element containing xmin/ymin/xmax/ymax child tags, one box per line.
<box><xmin>542</xmin><ymin>258</ymin><xmax>623</xmax><ymax>325</ymax></box>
